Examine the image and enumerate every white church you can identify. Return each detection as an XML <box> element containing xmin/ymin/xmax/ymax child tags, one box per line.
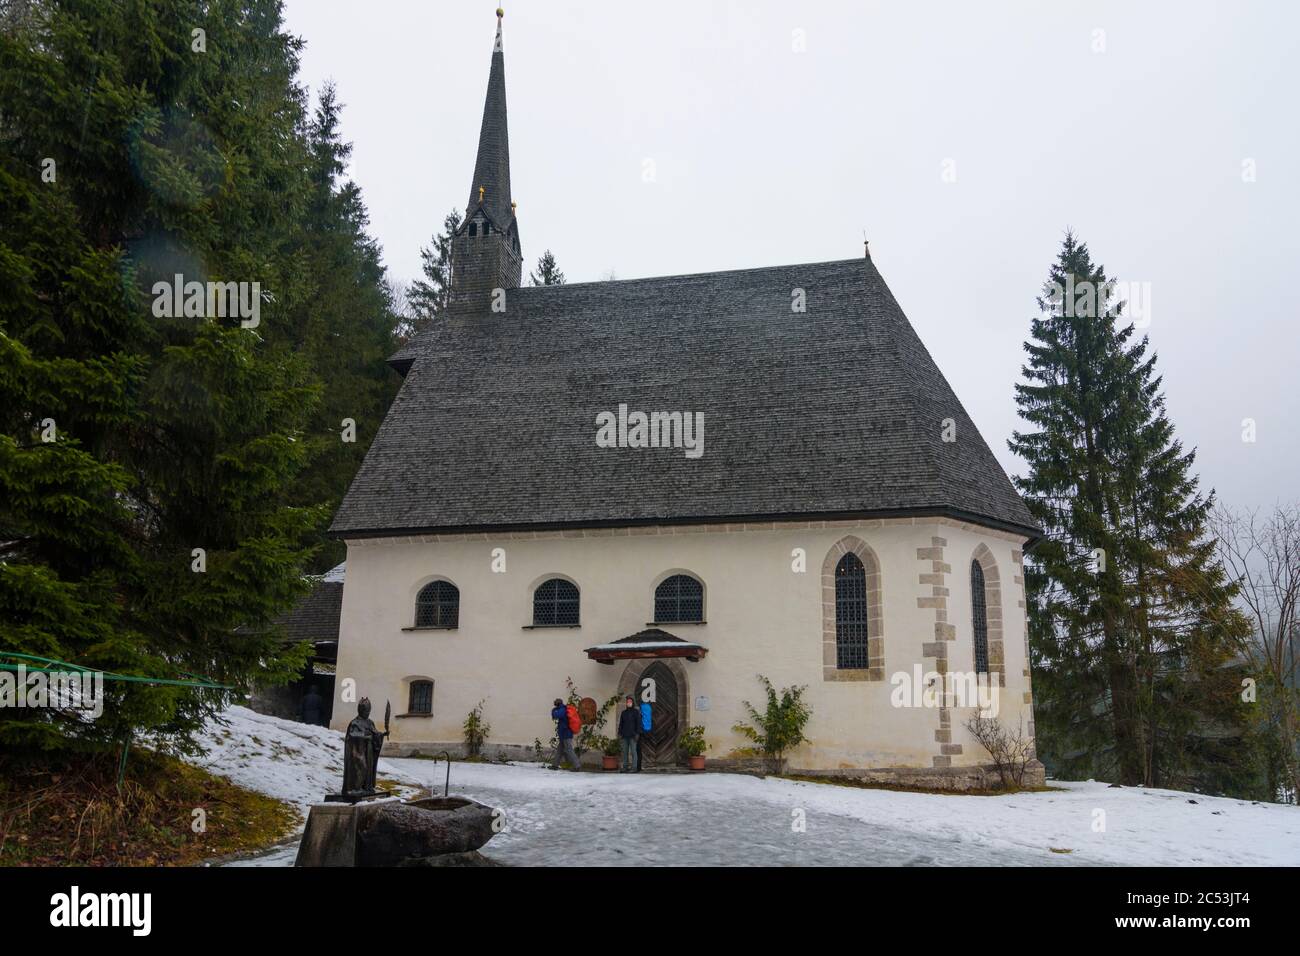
<box><xmin>327</xmin><ymin>11</ymin><xmax>1042</xmax><ymax>789</ymax></box>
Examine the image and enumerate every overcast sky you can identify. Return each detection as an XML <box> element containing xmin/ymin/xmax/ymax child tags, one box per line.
<box><xmin>282</xmin><ymin>0</ymin><xmax>1297</xmax><ymax>513</ymax></box>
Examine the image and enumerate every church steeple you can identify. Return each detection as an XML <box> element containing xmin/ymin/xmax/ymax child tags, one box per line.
<box><xmin>468</xmin><ymin>9</ymin><xmax>512</xmax><ymax>227</ymax></box>
<box><xmin>450</xmin><ymin>7</ymin><xmax>522</xmax><ymax>309</ymax></box>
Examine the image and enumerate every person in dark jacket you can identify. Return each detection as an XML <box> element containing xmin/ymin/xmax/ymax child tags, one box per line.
<box><xmin>617</xmin><ymin>696</ymin><xmax>640</xmax><ymax>773</ymax></box>
<box><xmin>636</xmin><ymin>698</ymin><xmax>651</xmax><ymax>771</ymax></box>
<box><xmin>300</xmin><ymin>684</ymin><xmax>325</xmax><ymax>726</ymax></box>
<box><xmin>550</xmin><ymin>698</ymin><xmax>581</xmax><ymax>771</ymax></box>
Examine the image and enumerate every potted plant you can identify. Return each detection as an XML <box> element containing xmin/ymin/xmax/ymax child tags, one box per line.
<box><xmin>679</xmin><ymin>725</ymin><xmax>709</xmax><ymax>770</ymax></box>
<box><xmin>599</xmin><ymin>736</ymin><xmax>620</xmax><ymax>770</ymax></box>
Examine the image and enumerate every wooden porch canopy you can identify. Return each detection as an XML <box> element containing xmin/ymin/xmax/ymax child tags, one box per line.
<box><xmin>583</xmin><ymin>628</ymin><xmax>708</xmax><ymax>665</ymax></box>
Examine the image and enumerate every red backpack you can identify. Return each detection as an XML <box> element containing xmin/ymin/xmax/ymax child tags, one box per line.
<box><xmin>566</xmin><ymin>704</ymin><xmax>581</xmax><ymax>734</ymax></box>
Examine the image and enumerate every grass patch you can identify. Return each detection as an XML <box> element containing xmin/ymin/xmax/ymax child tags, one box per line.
<box><xmin>375</xmin><ymin>778</ymin><xmax>408</xmax><ymax>796</ymax></box>
<box><xmin>0</xmin><ymin>747</ymin><xmax>299</xmax><ymax>866</ymax></box>
<box><xmin>780</xmin><ymin>773</ymin><xmax>1062</xmax><ymax>797</ymax></box>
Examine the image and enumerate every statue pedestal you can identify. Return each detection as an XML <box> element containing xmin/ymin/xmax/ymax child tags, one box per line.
<box><xmin>323</xmin><ymin>791</ymin><xmax>383</xmax><ymax>804</ymax></box>
<box><xmin>295</xmin><ymin>802</ymin><xmax>364</xmax><ymax>867</ymax></box>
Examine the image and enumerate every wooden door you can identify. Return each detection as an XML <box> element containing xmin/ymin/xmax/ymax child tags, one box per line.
<box><xmin>638</xmin><ymin>661</ymin><xmax>681</xmax><ymax>765</ymax></box>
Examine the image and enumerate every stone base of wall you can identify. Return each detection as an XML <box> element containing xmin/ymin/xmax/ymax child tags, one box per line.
<box><xmin>697</xmin><ymin>756</ymin><xmax>787</xmax><ymax>776</ymax></box>
<box><xmin>382</xmin><ymin>743</ymin><xmax>1045</xmax><ymax>791</ymax></box>
<box><xmin>383</xmin><ymin>742</ymin><xmax>784</xmax><ymax>775</ymax></box>
<box><xmin>790</xmin><ymin>759</ymin><xmax>1046</xmax><ymax>792</ymax></box>
<box><xmin>385</xmin><ymin>741</ymin><xmax>551</xmax><ymax>763</ymax></box>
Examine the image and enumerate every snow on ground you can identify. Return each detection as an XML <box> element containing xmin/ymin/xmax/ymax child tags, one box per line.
<box><xmin>197</xmin><ymin>706</ymin><xmax>1300</xmax><ymax>867</ymax></box>
<box><xmin>191</xmin><ymin>706</ymin><xmax>425</xmax><ymax>810</ymax></box>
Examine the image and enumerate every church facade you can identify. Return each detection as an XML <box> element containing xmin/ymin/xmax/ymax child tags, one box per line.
<box><xmin>329</xmin><ymin>11</ymin><xmax>1043</xmax><ymax>788</ymax></box>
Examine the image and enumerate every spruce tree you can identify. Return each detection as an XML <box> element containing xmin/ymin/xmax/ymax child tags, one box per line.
<box><xmin>407</xmin><ymin>208</ymin><xmax>462</xmax><ymax>336</ymax></box>
<box><xmin>0</xmin><ymin>0</ymin><xmax>396</xmax><ymax>751</ymax></box>
<box><xmin>529</xmin><ymin>249</ymin><xmax>565</xmax><ymax>286</ymax></box>
<box><xmin>1011</xmin><ymin>233</ymin><xmax>1252</xmax><ymax>791</ymax></box>
<box><xmin>287</xmin><ymin>82</ymin><xmax>399</xmax><ymax>570</ymax></box>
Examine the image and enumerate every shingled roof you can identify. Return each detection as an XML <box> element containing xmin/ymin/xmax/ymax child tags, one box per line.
<box><xmin>274</xmin><ymin>578</ymin><xmax>343</xmax><ymax>643</ymax></box>
<box><xmin>333</xmin><ymin>255</ymin><xmax>1039</xmax><ymax>540</ymax></box>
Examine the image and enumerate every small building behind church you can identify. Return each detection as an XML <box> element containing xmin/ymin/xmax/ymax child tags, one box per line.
<box><xmin>248</xmin><ymin>562</ymin><xmax>344</xmax><ymax>725</ymax></box>
<box><xmin>329</xmin><ymin>11</ymin><xmax>1043</xmax><ymax>789</ymax></box>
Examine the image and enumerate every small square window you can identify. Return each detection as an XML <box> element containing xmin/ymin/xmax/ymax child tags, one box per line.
<box><xmin>409</xmin><ymin>680</ymin><xmax>434</xmax><ymax>715</ymax></box>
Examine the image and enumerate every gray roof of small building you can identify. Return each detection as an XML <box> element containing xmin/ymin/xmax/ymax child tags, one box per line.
<box><xmin>275</xmin><ymin>580</ymin><xmax>343</xmax><ymax>644</ymax></box>
<box><xmin>334</xmin><ymin>255</ymin><xmax>1039</xmax><ymax>539</ymax></box>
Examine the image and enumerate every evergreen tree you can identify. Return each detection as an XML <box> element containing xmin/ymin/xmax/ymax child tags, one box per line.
<box><xmin>0</xmin><ymin>0</ymin><xmax>396</xmax><ymax>751</ymax></box>
<box><xmin>406</xmin><ymin>208</ymin><xmax>461</xmax><ymax>337</ymax></box>
<box><xmin>286</xmin><ymin>82</ymin><xmax>399</xmax><ymax>570</ymax></box>
<box><xmin>1011</xmin><ymin>233</ymin><xmax>1253</xmax><ymax>792</ymax></box>
<box><xmin>529</xmin><ymin>249</ymin><xmax>565</xmax><ymax>286</ymax></box>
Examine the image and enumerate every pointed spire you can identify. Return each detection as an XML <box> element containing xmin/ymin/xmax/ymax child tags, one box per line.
<box><xmin>466</xmin><ymin>8</ymin><xmax>513</xmax><ymax>228</ymax></box>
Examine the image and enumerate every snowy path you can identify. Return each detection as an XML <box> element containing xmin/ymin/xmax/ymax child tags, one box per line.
<box><xmin>232</xmin><ymin>773</ymin><xmax>1075</xmax><ymax>866</ymax></box>
<box><xmin>201</xmin><ymin>707</ymin><xmax>1300</xmax><ymax>867</ymax></box>
<box><xmin>377</xmin><ymin>772</ymin><xmax>1083</xmax><ymax>866</ymax></box>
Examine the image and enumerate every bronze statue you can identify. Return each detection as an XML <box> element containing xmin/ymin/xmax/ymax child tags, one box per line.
<box><xmin>341</xmin><ymin>697</ymin><xmax>389</xmax><ymax>799</ymax></box>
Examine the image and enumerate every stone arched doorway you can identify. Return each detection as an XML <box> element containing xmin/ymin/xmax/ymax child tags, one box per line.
<box><xmin>618</xmin><ymin>657</ymin><xmax>690</xmax><ymax>766</ymax></box>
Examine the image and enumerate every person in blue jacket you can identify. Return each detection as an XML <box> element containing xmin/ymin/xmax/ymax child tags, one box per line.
<box><xmin>549</xmin><ymin>697</ymin><xmax>581</xmax><ymax>771</ymax></box>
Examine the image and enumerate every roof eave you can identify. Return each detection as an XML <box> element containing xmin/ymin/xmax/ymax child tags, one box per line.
<box><xmin>329</xmin><ymin>505</ymin><xmax>1042</xmax><ymax>547</ymax></box>
<box><xmin>585</xmin><ymin>646</ymin><xmax>708</xmax><ymax>665</ymax></box>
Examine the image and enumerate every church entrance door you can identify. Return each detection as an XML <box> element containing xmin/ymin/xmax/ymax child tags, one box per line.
<box><xmin>636</xmin><ymin>660</ymin><xmax>682</xmax><ymax>766</ymax></box>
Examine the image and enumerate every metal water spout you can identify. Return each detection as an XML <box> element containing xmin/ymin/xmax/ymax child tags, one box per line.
<box><xmin>438</xmin><ymin>750</ymin><xmax>452</xmax><ymax>797</ymax></box>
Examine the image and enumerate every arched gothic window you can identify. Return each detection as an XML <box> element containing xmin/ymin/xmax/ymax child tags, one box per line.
<box><xmin>971</xmin><ymin>561</ymin><xmax>989</xmax><ymax>674</ymax></box>
<box><xmin>835</xmin><ymin>553</ymin><xmax>868</xmax><ymax>669</ymax></box>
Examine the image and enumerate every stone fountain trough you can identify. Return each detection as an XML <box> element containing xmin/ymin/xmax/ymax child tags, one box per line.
<box><xmin>295</xmin><ymin>795</ymin><xmax>499</xmax><ymax>867</ymax></box>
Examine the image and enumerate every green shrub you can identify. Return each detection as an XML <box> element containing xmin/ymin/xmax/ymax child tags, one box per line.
<box><xmin>731</xmin><ymin>675</ymin><xmax>812</xmax><ymax>771</ymax></box>
<box><xmin>463</xmin><ymin>699</ymin><xmax>491</xmax><ymax>758</ymax></box>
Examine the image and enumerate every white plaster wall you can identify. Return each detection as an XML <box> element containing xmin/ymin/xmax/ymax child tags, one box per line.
<box><xmin>331</xmin><ymin>520</ymin><xmax>1034</xmax><ymax>771</ymax></box>
<box><xmin>938</xmin><ymin>523</ymin><xmax>1036</xmax><ymax>764</ymax></box>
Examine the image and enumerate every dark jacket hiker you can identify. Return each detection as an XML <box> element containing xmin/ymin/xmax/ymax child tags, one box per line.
<box><xmin>617</xmin><ymin>705</ymin><xmax>640</xmax><ymax>739</ymax></box>
<box><xmin>617</xmin><ymin>697</ymin><xmax>640</xmax><ymax>773</ymax></box>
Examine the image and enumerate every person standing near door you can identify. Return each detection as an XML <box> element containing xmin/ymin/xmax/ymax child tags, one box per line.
<box><xmin>300</xmin><ymin>684</ymin><xmax>326</xmax><ymax>727</ymax></box>
<box><xmin>617</xmin><ymin>696</ymin><xmax>640</xmax><ymax>773</ymax></box>
<box><xmin>636</xmin><ymin>697</ymin><xmax>651</xmax><ymax>772</ymax></box>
